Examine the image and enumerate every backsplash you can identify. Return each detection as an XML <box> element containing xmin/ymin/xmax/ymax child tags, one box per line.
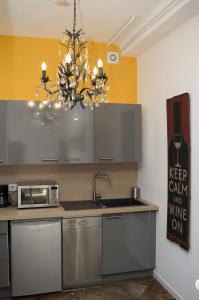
<box><xmin>0</xmin><ymin>164</ymin><xmax>137</xmax><ymax>201</ymax></box>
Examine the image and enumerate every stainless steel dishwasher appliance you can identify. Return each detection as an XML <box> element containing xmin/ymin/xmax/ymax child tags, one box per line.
<box><xmin>63</xmin><ymin>217</ymin><xmax>102</xmax><ymax>289</ymax></box>
<box><xmin>11</xmin><ymin>219</ymin><xmax>62</xmax><ymax>297</ymax></box>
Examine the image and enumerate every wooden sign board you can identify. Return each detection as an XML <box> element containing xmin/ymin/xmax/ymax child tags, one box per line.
<box><xmin>167</xmin><ymin>93</ymin><xmax>190</xmax><ymax>251</ymax></box>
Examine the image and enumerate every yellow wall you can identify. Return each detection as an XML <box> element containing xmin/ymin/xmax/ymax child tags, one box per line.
<box><xmin>0</xmin><ymin>35</ymin><xmax>137</xmax><ymax>103</ymax></box>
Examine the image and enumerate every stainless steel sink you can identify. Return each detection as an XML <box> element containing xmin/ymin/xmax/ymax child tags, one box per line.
<box><xmin>98</xmin><ymin>198</ymin><xmax>146</xmax><ymax>208</ymax></box>
<box><xmin>61</xmin><ymin>198</ymin><xmax>146</xmax><ymax>211</ymax></box>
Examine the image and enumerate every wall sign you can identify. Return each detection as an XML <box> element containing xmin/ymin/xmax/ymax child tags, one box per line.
<box><xmin>167</xmin><ymin>93</ymin><xmax>190</xmax><ymax>250</ymax></box>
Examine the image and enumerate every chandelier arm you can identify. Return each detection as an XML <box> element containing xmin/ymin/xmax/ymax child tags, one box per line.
<box><xmin>79</xmin><ymin>87</ymin><xmax>94</xmax><ymax>95</ymax></box>
<box><xmin>42</xmin><ymin>82</ymin><xmax>59</xmax><ymax>95</ymax></box>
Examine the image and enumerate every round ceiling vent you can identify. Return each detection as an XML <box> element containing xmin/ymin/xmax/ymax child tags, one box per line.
<box><xmin>107</xmin><ymin>52</ymin><xmax>120</xmax><ymax>64</ymax></box>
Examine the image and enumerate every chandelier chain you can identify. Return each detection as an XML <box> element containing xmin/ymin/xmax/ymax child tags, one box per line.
<box><xmin>73</xmin><ymin>0</ymin><xmax>77</xmax><ymax>35</ymax></box>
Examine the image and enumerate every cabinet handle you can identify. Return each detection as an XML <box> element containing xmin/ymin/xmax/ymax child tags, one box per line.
<box><xmin>65</xmin><ymin>158</ymin><xmax>80</xmax><ymax>162</ymax></box>
<box><xmin>0</xmin><ymin>160</ymin><xmax>3</xmax><ymax>163</ymax></box>
<box><xmin>0</xmin><ymin>233</ymin><xmax>8</xmax><ymax>236</ymax></box>
<box><xmin>98</xmin><ymin>157</ymin><xmax>114</xmax><ymax>161</ymax></box>
<box><xmin>105</xmin><ymin>215</ymin><xmax>123</xmax><ymax>219</ymax></box>
<box><xmin>42</xmin><ymin>158</ymin><xmax>59</xmax><ymax>162</ymax></box>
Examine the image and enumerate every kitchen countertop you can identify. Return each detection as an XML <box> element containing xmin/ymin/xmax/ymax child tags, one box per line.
<box><xmin>0</xmin><ymin>199</ymin><xmax>158</xmax><ymax>221</ymax></box>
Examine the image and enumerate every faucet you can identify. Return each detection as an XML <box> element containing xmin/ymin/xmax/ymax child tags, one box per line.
<box><xmin>93</xmin><ymin>172</ymin><xmax>111</xmax><ymax>202</ymax></box>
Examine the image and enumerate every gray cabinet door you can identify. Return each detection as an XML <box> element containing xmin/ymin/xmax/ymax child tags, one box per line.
<box><xmin>95</xmin><ymin>104</ymin><xmax>141</xmax><ymax>163</ymax></box>
<box><xmin>0</xmin><ymin>101</ymin><xmax>7</xmax><ymax>165</ymax></box>
<box><xmin>102</xmin><ymin>212</ymin><xmax>156</xmax><ymax>275</ymax></box>
<box><xmin>0</xmin><ymin>222</ymin><xmax>9</xmax><ymax>288</ymax></box>
<box><xmin>62</xmin><ymin>106</ymin><xmax>94</xmax><ymax>163</ymax></box>
<box><xmin>7</xmin><ymin>101</ymin><xmax>62</xmax><ymax>164</ymax></box>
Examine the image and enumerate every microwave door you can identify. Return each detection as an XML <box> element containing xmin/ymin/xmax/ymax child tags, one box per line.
<box><xmin>20</xmin><ymin>187</ymin><xmax>49</xmax><ymax>208</ymax></box>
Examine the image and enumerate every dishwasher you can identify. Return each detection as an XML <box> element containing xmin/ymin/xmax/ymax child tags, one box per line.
<box><xmin>62</xmin><ymin>216</ymin><xmax>102</xmax><ymax>289</ymax></box>
<box><xmin>11</xmin><ymin>219</ymin><xmax>62</xmax><ymax>297</ymax></box>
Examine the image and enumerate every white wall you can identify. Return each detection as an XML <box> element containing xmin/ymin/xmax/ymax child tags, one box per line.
<box><xmin>138</xmin><ymin>13</ymin><xmax>199</xmax><ymax>300</ymax></box>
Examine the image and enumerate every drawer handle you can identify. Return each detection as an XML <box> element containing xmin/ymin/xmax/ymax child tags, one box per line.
<box><xmin>0</xmin><ymin>160</ymin><xmax>3</xmax><ymax>163</ymax></box>
<box><xmin>98</xmin><ymin>157</ymin><xmax>114</xmax><ymax>161</ymax></box>
<box><xmin>65</xmin><ymin>158</ymin><xmax>80</xmax><ymax>162</ymax></box>
<box><xmin>105</xmin><ymin>215</ymin><xmax>122</xmax><ymax>219</ymax></box>
<box><xmin>0</xmin><ymin>233</ymin><xmax>8</xmax><ymax>236</ymax></box>
<box><xmin>42</xmin><ymin>158</ymin><xmax>59</xmax><ymax>162</ymax></box>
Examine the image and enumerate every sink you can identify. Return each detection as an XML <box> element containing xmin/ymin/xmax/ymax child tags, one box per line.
<box><xmin>98</xmin><ymin>198</ymin><xmax>146</xmax><ymax>208</ymax></box>
<box><xmin>61</xmin><ymin>201</ymin><xmax>101</xmax><ymax>211</ymax></box>
<box><xmin>61</xmin><ymin>198</ymin><xmax>146</xmax><ymax>211</ymax></box>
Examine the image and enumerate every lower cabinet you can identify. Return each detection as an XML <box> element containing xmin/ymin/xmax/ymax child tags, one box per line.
<box><xmin>0</xmin><ymin>222</ymin><xmax>9</xmax><ymax>288</ymax></box>
<box><xmin>10</xmin><ymin>219</ymin><xmax>62</xmax><ymax>297</ymax></box>
<box><xmin>102</xmin><ymin>212</ymin><xmax>156</xmax><ymax>275</ymax></box>
<box><xmin>7</xmin><ymin>211</ymin><xmax>156</xmax><ymax>296</ymax></box>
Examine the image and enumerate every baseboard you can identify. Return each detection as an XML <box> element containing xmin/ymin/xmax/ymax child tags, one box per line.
<box><xmin>102</xmin><ymin>269</ymin><xmax>153</xmax><ymax>283</ymax></box>
<box><xmin>153</xmin><ymin>270</ymin><xmax>184</xmax><ymax>300</ymax></box>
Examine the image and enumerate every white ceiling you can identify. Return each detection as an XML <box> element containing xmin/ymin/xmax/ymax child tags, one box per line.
<box><xmin>0</xmin><ymin>0</ymin><xmax>199</xmax><ymax>55</ymax></box>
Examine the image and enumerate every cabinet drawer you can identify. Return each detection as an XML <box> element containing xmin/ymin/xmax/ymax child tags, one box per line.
<box><xmin>0</xmin><ymin>222</ymin><xmax>8</xmax><ymax>234</ymax></box>
<box><xmin>0</xmin><ymin>260</ymin><xmax>9</xmax><ymax>288</ymax></box>
<box><xmin>0</xmin><ymin>222</ymin><xmax>8</xmax><ymax>260</ymax></box>
<box><xmin>0</xmin><ymin>235</ymin><xmax>9</xmax><ymax>260</ymax></box>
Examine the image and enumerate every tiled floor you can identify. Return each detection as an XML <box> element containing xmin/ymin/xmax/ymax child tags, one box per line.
<box><xmin>11</xmin><ymin>277</ymin><xmax>175</xmax><ymax>300</ymax></box>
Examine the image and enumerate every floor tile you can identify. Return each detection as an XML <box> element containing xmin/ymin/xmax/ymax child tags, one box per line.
<box><xmin>10</xmin><ymin>277</ymin><xmax>175</xmax><ymax>300</ymax></box>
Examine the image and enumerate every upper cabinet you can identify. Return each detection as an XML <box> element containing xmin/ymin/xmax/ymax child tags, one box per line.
<box><xmin>0</xmin><ymin>101</ymin><xmax>7</xmax><ymax>165</ymax></box>
<box><xmin>3</xmin><ymin>101</ymin><xmax>141</xmax><ymax>165</ymax></box>
<box><xmin>7</xmin><ymin>101</ymin><xmax>62</xmax><ymax>164</ymax></box>
<box><xmin>95</xmin><ymin>104</ymin><xmax>141</xmax><ymax>163</ymax></box>
<box><xmin>62</xmin><ymin>106</ymin><xmax>94</xmax><ymax>163</ymax></box>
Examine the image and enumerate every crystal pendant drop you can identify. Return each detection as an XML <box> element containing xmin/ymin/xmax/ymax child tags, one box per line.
<box><xmin>73</xmin><ymin>112</ymin><xmax>79</xmax><ymax>121</ymax></box>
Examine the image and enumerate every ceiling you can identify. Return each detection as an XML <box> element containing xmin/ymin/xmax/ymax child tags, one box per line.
<box><xmin>0</xmin><ymin>0</ymin><xmax>199</xmax><ymax>56</ymax></box>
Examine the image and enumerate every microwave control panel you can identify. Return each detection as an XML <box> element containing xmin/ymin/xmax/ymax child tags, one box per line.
<box><xmin>50</xmin><ymin>186</ymin><xmax>59</xmax><ymax>206</ymax></box>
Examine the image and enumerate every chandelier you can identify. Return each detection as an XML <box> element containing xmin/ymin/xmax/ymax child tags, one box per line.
<box><xmin>34</xmin><ymin>0</ymin><xmax>109</xmax><ymax>113</ymax></box>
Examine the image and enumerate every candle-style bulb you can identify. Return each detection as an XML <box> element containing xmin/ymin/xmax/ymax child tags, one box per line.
<box><xmin>93</xmin><ymin>66</ymin><xmax>98</xmax><ymax>76</ymax></box>
<box><xmin>41</xmin><ymin>62</ymin><xmax>47</xmax><ymax>71</ymax></box>
<box><xmin>65</xmin><ymin>53</ymin><xmax>72</xmax><ymax>64</ymax></box>
<box><xmin>97</xmin><ymin>58</ymin><xmax>103</xmax><ymax>68</ymax></box>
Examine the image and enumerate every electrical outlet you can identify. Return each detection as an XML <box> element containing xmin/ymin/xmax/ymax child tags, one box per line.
<box><xmin>8</xmin><ymin>184</ymin><xmax>17</xmax><ymax>192</ymax></box>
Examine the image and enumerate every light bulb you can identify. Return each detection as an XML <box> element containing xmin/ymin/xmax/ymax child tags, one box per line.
<box><xmin>28</xmin><ymin>101</ymin><xmax>35</xmax><ymax>107</ymax></box>
<box><xmin>97</xmin><ymin>58</ymin><xmax>103</xmax><ymax>68</ymax></box>
<box><xmin>65</xmin><ymin>53</ymin><xmax>72</xmax><ymax>64</ymax></box>
<box><xmin>41</xmin><ymin>62</ymin><xmax>47</xmax><ymax>71</ymax></box>
<box><xmin>93</xmin><ymin>66</ymin><xmax>98</xmax><ymax>76</ymax></box>
<box><xmin>54</xmin><ymin>102</ymin><xmax>61</xmax><ymax>109</ymax></box>
<box><xmin>39</xmin><ymin>103</ymin><xmax>44</xmax><ymax>110</ymax></box>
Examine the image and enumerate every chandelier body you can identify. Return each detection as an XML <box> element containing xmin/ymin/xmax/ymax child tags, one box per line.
<box><xmin>40</xmin><ymin>0</ymin><xmax>109</xmax><ymax>110</ymax></box>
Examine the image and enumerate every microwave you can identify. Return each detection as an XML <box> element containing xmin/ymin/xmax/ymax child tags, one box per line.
<box><xmin>17</xmin><ymin>182</ymin><xmax>59</xmax><ymax>209</ymax></box>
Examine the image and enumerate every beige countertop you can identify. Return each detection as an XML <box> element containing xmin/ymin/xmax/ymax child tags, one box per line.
<box><xmin>0</xmin><ymin>200</ymin><xmax>158</xmax><ymax>221</ymax></box>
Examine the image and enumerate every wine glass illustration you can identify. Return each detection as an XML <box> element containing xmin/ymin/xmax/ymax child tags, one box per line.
<box><xmin>174</xmin><ymin>140</ymin><xmax>182</xmax><ymax>167</ymax></box>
